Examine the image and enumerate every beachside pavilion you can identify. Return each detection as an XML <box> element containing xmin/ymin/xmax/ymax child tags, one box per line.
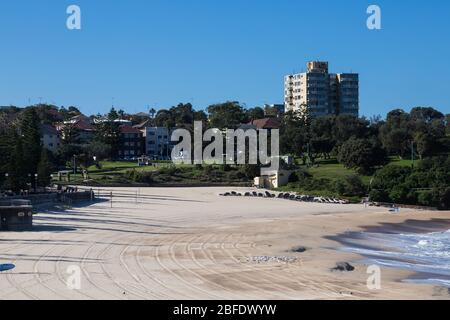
<box><xmin>0</xmin><ymin>200</ymin><xmax>33</xmax><ymax>231</ymax></box>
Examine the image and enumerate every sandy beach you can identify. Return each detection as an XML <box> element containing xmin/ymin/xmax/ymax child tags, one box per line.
<box><xmin>0</xmin><ymin>187</ymin><xmax>449</xmax><ymax>300</ymax></box>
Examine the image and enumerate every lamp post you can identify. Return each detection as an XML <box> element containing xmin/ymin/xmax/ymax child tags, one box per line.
<box><xmin>73</xmin><ymin>155</ymin><xmax>77</xmax><ymax>174</ymax></box>
<box><xmin>34</xmin><ymin>174</ymin><xmax>38</xmax><ymax>193</ymax></box>
<box><xmin>27</xmin><ymin>173</ymin><xmax>32</xmax><ymax>193</ymax></box>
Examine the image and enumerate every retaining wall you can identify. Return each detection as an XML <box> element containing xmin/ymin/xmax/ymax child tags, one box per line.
<box><xmin>0</xmin><ymin>201</ymin><xmax>33</xmax><ymax>231</ymax></box>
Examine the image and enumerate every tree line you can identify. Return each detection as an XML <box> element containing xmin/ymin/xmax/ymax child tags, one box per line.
<box><xmin>279</xmin><ymin>107</ymin><xmax>449</xmax><ymax>209</ymax></box>
<box><xmin>281</xmin><ymin>107</ymin><xmax>450</xmax><ymax>174</ymax></box>
<box><xmin>1</xmin><ymin>103</ymin><xmax>449</xmax><ymax>208</ymax></box>
<box><xmin>0</xmin><ymin>108</ymin><xmax>53</xmax><ymax>192</ymax></box>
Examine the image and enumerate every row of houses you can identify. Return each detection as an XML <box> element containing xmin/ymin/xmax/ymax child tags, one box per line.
<box><xmin>41</xmin><ymin>115</ymin><xmax>281</xmax><ymax>160</ymax></box>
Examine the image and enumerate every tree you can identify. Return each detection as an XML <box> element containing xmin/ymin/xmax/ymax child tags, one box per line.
<box><xmin>60</xmin><ymin>123</ymin><xmax>82</xmax><ymax>145</ymax></box>
<box><xmin>193</xmin><ymin>110</ymin><xmax>207</xmax><ymax>122</ymax></box>
<box><xmin>446</xmin><ymin>114</ymin><xmax>450</xmax><ymax>135</ymax></box>
<box><xmin>0</xmin><ymin>128</ymin><xmax>10</xmax><ymax>174</ymax></box>
<box><xmin>379</xmin><ymin>107</ymin><xmax>449</xmax><ymax>158</ymax></box>
<box><xmin>332</xmin><ymin>115</ymin><xmax>370</xmax><ymax>148</ymax></box>
<box><xmin>371</xmin><ymin>165</ymin><xmax>412</xmax><ymax>192</ymax></box>
<box><xmin>334</xmin><ymin>175</ymin><xmax>366</xmax><ymax>197</ymax></box>
<box><xmin>170</xmin><ymin>103</ymin><xmax>196</xmax><ymax>130</ymax></box>
<box><xmin>86</xmin><ymin>141</ymin><xmax>112</xmax><ymax>161</ymax></box>
<box><xmin>279</xmin><ymin>111</ymin><xmax>308</xmax><ymax>157</ymax></box>
<box><xmin>379</xmin><ymin>109</ymin><xmax>411</xmax><ymax>158</ymax></box>
<box><xmin>410</xmin><ymin>107</ymin><xmax>444</xmax><ymax>123</ymax></box>
<box><xmin>310</xmin><ymin>116</ymin><xmax>335</xmax><ymax>159</ymax></box>
<box><xmin>415</xmin><ymin>132</ymin><xmax>438</xmax><ymax>159</ymax></box>
<box><xmin>149</xmin><ymin>108</ymin><xmax>157</xmax><ymax>119</ymax></box>
<box><xmin>35</xmin><ymin>104</ymin><xmax>62</xmax><ymax>124</ymax></box>
<box><xmin>60</xmin><ymin>106</ymin><xmax>81</xmax><ymax>120</ymax></box>
<box><xmin>77</xmin><ymin>153</ymin><xmax>95</xmax><ymax>170</ymax></box>
<box><xmin>337</xmin><ymin>137</ymin><xmax>388</xmax><ymax>174</ymax></box>
<box><xmin>264</xmin><ymin>105</ymin><xmax>281</xmax><ymax>118</ymax></box>
<box><xmin>207</xmin><ymin>102</ymin><xmax>247</xmax><ymax>129</ymax></box>
<box><xmin>368</xmin><ymin>159</ymin><xmax>450</xmax><ymax>208</ymax></box>
<box><xmin>437</xmin><ymin>188</ymin><xmax>450</xmax><ymax>210</ymax></box>
<box><xmin>154</xmin><ymin>109</ymin><xmax>176</xmax><ymax>128</ymax></box>
<box><xmin>7</xmin><ymin>133</ymin><xmax>27</xmax><ymax>192</ymax></box>
<box><xmin>37</xmin><ymin>149</ymin><xmax>53</xmax><ymax>187</ymax></box>
<box><xmin>56</xmin><ymin>122</ymin><xmax>84</xmax><ymax>166</ymax></box>
<box><xmin>68</xmin><ymin>106</ymin><xmax>81</xmax><ymax>115</ymax></box>
<box><xmin>246</xmin><ymin>107</ymin><xmax>265</xmax><ymax>121</ymax></box>
<box><xmin>108</xmin><ymin>107</ymin><xmax>119</xmax><ymax>121</ymax></box>
<box><xmin>95</xmin><ymin>121</ymin><xmax>121</xmax><ymax>159</ymax></box>
<box><xmin>20</xmin><ymin>108</ymin><xmax>42</xmax><ymax>175</ymax></box>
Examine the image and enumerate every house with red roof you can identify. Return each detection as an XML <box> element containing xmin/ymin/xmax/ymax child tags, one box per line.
<box><xmin>247</xmin><ymin>118</ymin><xmax>281</xmax><ymax>130</ymax></box>
<box><xmin>56</xmin><ymin>118</ymin><xmax>96</xmax><ymax>144</ymax></box>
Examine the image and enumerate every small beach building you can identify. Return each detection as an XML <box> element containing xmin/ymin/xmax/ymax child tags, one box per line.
<box><xmin>254</xmin><ymin>169</ymin><xmax>293</xmax><ymax>189</ymax></box>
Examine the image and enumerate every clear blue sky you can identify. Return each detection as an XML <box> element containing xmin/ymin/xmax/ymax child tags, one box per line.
<box><xmin>1</xmin><ymin>0</ymin><xmax>449</xmax><ymax>117</ymax></box>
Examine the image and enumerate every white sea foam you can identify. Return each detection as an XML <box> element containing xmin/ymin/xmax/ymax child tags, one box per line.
<box><xmin>341</xmin><ymin>229</ymin><xmax>450</xmax><ymax>287</ymax></box>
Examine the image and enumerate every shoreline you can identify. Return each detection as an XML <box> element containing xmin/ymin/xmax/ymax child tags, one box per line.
<box><xmin>328</xmin><ymin>218</ymin><xmax>450</xmax><ymax>289</ymax></box>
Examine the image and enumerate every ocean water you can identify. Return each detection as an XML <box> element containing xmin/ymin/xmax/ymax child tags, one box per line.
<box><xmin>340</xmin><ymin>229</ymin><xmax>450</xmax><ymax>287</ymax></box>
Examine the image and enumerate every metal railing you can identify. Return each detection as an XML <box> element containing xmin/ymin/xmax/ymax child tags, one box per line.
<box><xmin>74</xmin><ymin>186</ymin><xmax>162</xmax><ymax>208</ymax></box>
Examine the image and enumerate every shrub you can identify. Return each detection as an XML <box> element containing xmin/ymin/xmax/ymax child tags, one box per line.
<box><xmin>334</xmin><ymin>175</ymin><xmax>366</xmax><ymax>197</ymax></box>
<box><xmin>125</xmin><ymin>170</ymin><xmax>154</xmax><ymax>184</ymax></box>
<box><xmin>288</xmin><ymin>168</ymin><xmax>311</xmax><ymax>183</ymax></box>
<box><xmin>203</xmin><ymin>165</ymin><xmax>214</xmax><ymax>175</ymax></box>
<box><xmin>389</xmin><ymin>184</ymin><xmax>410</xmax><ymax>204</ymax></box>
<box><xmin>238</xmin><ymin>164</ymin><xmax>260</xmax><ymax>179</ymax></box>
<box><xmin>370</xmin><ymin>156</ymin><xmax>449</xmax><ymax>209</ymax></box>
<box><xmin>417</xmin><ymin>191</ymin><xmax>434</xmax><ymax>207</ymax></box>
<box><xmin>437</xmin><ymin>188</ymin><xmax>450</xmax><ymax>210</ymax></box>
<box><xmin>159</xmin><ymin>165</ymin><xmax>180</xmax><ymax>176</ymax></box>
<box><xmin>369</xmin><ymin>189</ymin><xmax>390</xmax><ymax>202</ymax></box>
<box><xmin>371</xmin><ymin>165</ymin><xmax>412</xmax><ymax>191</ymax></box>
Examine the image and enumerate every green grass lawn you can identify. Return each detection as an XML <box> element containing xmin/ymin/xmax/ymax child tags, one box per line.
<box><xmin>54</xmin><ymin>157</ymin><xmax>418</xmax><ymax>187</ymax></box>
<box><xmin>387</xmin><ymin>157</ymin><xmax>415</xmax><ymax>167</ymax></box>
<box><xmin>88</xmin><ymin>161</ymin><xmax>160</xmax><ymax>174</ymax></box>
<box><xmin>276</xmin><ymin>156</ymin><xmax>419</xmax><ymax>200</ymax></box>
<box><xmin>297</xmin><ymin>156</ymin><xmax>415</xmax><ymax>184</ymax></box>
<box><xmin>53</xmin><ymin>161</ymin><xmax>170</xmax><ymax>185</ymax></box>
<box><xmin>52</xmin><ymin>161</ymin><xmax>241</xmax><ymax>186</ymax></box>
<box><xmin>299</xmin><ymin>158</ymin><xmax>372</xmax><ymax>184</ymax></box>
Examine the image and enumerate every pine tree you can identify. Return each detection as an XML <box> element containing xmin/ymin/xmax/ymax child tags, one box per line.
<box><xmin>0</xmin><ymin>130</ymin><xmax>10</xmax><ymax>189</ymax></box>
<box><xmin>7</xmin><ymin>133</ymin><xmax>27</xmax><ymax>192</ymax></box>
<box><xmin>37</xmin><ymin>149</ymin><xmax>53</xmax><ymax>187</ymax></box>
<box><xmin>95</xmin><ymin>122</ymin><xmax>121</xmax><ymax>159</ymax></box>
<box><xmin>20</xmin><ymin>108</ymin><xmax>42</xmax><ymax>175</ymax></box>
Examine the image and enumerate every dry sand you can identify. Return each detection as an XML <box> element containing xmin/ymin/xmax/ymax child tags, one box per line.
<box><xmin>0</xmin><ymin>187</ymin><xmax>449</xmax><ymax>300</ymax></box>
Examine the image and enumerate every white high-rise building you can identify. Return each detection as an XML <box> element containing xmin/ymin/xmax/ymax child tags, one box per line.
<box><xmin>284</xmin><ymin>61</ymin><xmax>359</xmax><ymax>117</ymax></box>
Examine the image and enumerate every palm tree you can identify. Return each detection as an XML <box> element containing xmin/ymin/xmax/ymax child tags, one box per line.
<box><xmin>149</xmin><ymin>108</ymin><xmax>156</xmax><ymax>119</ymax></box>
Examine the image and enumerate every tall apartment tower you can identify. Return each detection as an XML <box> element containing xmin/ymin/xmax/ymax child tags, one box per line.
<box><xmin>284</xmin><ymin>61</ymin><xmax>359</xmax><ymax>117</ymax></box>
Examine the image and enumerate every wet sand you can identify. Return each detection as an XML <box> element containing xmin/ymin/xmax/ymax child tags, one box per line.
<box><xmin>0</xmin><ymin>187</ymin><xmax>449</xmax><ymax>300</ymax></box>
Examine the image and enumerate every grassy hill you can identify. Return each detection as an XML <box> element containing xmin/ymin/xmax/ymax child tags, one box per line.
<box><xmin>277</xmin><ymin>156</ymin><xmax>415</xmax><ymax>201</ymax></box>
<box><xmin>54</xmin><ymin>157</ymin><xmax>416</xmax><ymax>197</ymax></box>
<box><xmin>54</xmin><ymin>161</ymin><xmax>252</xmax><ymax>187</ymax></box>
